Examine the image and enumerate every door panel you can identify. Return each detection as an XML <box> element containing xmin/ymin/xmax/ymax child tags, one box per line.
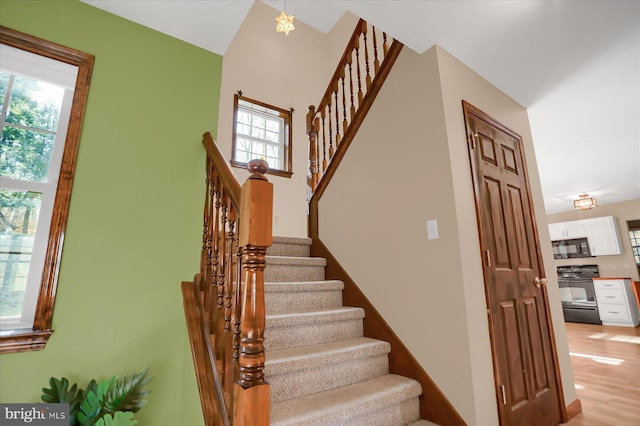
<box><xmin>463</xmin><ymin>101</ymin><xmax>562</xmax><ymax>425</ymax></box>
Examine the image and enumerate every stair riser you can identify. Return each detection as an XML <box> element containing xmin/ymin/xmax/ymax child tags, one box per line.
<box><xmin>265</xmin><ymin>319</ymin><xmax>363</xmax><ymax>351</ymax></box>
<box><xmin>265</xmin><ymin>290</ymin><xmax>342</xmax><ymax>312</ymax></box>
<box><xmin>267</xmin><ymin>354</ymin><xmax>389</xmax><ymax>403</ymax></box>
<box><xmin>271</xmin><ymin>397</ymin><xmax>420</xmax><ymax>426</ymax></box>
<box><xmin>267</xmin><ymin>242</ymin><xmax>310</xmax><ymax>257</ymax></box>
<box><xmin>272</xmin><ymin>396</ymin><xmax>420</xmax><ymax>426</ymax></box>
<box><xmin>344</xmin><ymin>397</ymin><xmax>420</xmax><ymax>426</ymax></box>
<box><xmin>265</xmin><ymin>264</ymin><xmax>325</xmax><ymax>282</ymax></box>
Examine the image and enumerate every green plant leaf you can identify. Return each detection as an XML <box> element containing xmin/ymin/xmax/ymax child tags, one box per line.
<box><xmin>95</xmin><ymin>411</ymin><xmax>138</xmax><ymax>426</ymax></box>
<box><xmin>41</xmin><ymin>377</ymin><xmax>82</xmax><ymax>425</ymax></box>
<box><xmin>77</xmin><ymin>389</ymin><xmax>102</xmax><ymax>426</ymax></box>
<box><xmin>103</xmin><ymin>368</ymin><xmax>153</xmax><ymax>414</ymax></box>
<box><xmin>78</xmin><ymin>377</ymin><xmax>116</xmax><ymax>425</ymax></box>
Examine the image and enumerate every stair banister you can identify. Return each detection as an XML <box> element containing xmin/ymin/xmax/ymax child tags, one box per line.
<box><xmin>307</xmin><ymin>19</ymin><xmax>403</xmax><ymax>198</ymax></box>
<box><xmin>183</xmin><ymin>132</ymin><xmax>271</xmax><ymax>425</ymax></box>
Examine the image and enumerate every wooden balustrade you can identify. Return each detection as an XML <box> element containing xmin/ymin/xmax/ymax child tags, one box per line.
<box><xmin>306</xmin><ymin>19</ymin><xmax>403</xmax><ymax>199</ymax></box>
<box><xmin>183</xmin><ymin>132</ymin><xmax>271</xmax><ymax>425</ymax></box>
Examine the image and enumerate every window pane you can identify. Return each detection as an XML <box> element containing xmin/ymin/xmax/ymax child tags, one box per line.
<box><xmin>1</xmin><ymin>126</ymin><xmax>56</xmax><ymax>182</ymax></box>
<box><xmin>251</xmin><ymin>141</ymin><xmax>266</xmax><ymax>158</ymax></box>
<box><xmin>265</xmin><ymin>130</ymin><xmax>280</xmax><ymax>143</ymax></box>
<box><xmin>237</xmin><ymin>123</ymin><xmax>250</xmax><ymax>136</ymax></box>
<box><xmin>0</xmin><ymin>190</ymin><xmax>42</xmax><ymax>319</ymax></box>
<box><xmin>0</xmin><ymin>72</ymin><xmax>9</xmax><ymax>111</ymax></box>
<box><xmin>235</xmin><ymin>150</ymin><xmax>249</xmax><ymax>163</ymax></box>
<box><xmin>265</xmin><ymin>157</ymin><xmax>280</xmax><ymax>170</ymax></box>
<box><xmin>251</xmin><ymin>127</ymin><xmax>265</xmax><ymax>139</ymax></box>
<box><xmin>237</xmin><ymin>138</ymin><xmax>251</xmax><ymax>152</ymax></box>
<box><xmin>266</xmin><ymin>145</ymin><xmax>279</xmax><ymax>158</ymax></box>
<box><xmin>266</xmin><ymin>119</ymin><xmax>280</xmax><ymax>133</ymax></box>
<box><xmin>5</xmin><ymin>75</ymin><xmax>64</xmax><ymax>132</ymax></box>
<box><xmin>251</xmin><ymin>116</ymin><xmax>266</xmax><ymax>130</ymax></box>
<box><xmin>238</xmin><ymin>110</ymin><xmax>251</xmax><ymax>125</ymax></box>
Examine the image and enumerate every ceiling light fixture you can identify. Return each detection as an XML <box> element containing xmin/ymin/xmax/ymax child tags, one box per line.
<box><xmin>275</xmin><ymin>0</ymin><xmax>295</xmax><ymax>36</ymax></box>
<box><xmin>574</xmin><ymin>194</ymin><xmax>598</xmax><ymax>210</ymax></box>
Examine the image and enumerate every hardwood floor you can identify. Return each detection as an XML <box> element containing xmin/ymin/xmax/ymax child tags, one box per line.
<box><xmin>562</xmin><ymin>322</ymin><xmax>640</xmax><ymax>426</ymax></box>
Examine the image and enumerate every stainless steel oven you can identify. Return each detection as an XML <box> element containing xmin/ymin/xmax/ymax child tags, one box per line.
<box><xmin>557</xmin><ymin>265</ymin><xmax>601</xmax><ymax>324</ymax></box>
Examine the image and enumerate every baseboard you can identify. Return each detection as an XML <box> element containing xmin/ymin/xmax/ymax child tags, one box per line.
<box><xmin>565</xmin><ymin>398</ymin><xmax>582</xmax><ymax>421</ymax></box>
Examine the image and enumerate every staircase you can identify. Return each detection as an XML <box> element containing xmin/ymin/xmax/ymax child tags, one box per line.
<box><xmin>265</xmin><ymin>236</ymin><xmax>435</xmax><ymax>425</ymax></box>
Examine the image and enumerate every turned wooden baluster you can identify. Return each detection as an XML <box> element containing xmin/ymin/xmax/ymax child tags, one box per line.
<box><xmin>307</xmin><ymin>105</ymin><xmax>319</xmax><ymax>191</ymax></box>
<box><xmin>383</xmin><ymin>31</ymin><xmax>389</xmax><ymax>56</ymax></box>
<box><xmin>223</xmin><ymin>206</ymin><xmax>238</xmax><ymax>409</ymax></box>
<box><xmin>233</xmin><ymin>159</ymin><xmax>272</xmax><ymax>426</ymax></box>
<box><xmin>372</xmin><ymin>26</ymin><xmax>380</xmax><ymax>74</ymax></box>
<box><xmin>355</xmin><ymin>36</ymin><xmax>364</xmax><ymax>104</ymax></box>
<box><xmin>214</xmin><ymin>191</ymin><xmax>228</xmax><ymax>363</ymax></box>
<box><xmin>209</xmin><ymin>182</ymin><xmax>221</xmax><ymax>330</ymax></box>
<box><xmin>201</xmin><ymin>162</ymin><xmax>213</xmax><ymax>305</ymax></box>
<box><xmin>341</xmin><ymin>70</ymin><xmax>348</xmax><ymax>132</ymax></box>
<box><xmin>362</xmin><ymin>21</ymin><xmax>372</xmax><ymax>89</ymax></box>
<box><xmin>321</xmin><ymin>109</ymin><xmax>327</xmax><ymax>171</ymax></box>
<box><xmin>334</xmin><ymin>85</ymin><xmax>341</xmax><ymax>145</ymax></box>
<box><xmin>327</xmin><ymin>104</ymin><xmax>334</xmax><ymax>158</ymax></box>
<box><xmin>348</xmin><ymin>54</ymin><xmax>356</xmax><ymax>121</ymax></box>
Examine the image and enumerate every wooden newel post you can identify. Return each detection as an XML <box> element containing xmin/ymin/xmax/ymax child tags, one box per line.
<box><xmin>307</xmin><ymin>105</ymin><xmax>319</xmax><ymax>191</ymax></box>
<box><xmin>234</xmin><ymin>159</ymin><xmax>272</xmax><ymax>426</ymax></box>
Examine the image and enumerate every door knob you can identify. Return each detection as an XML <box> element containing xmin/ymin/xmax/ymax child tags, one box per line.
<box><xmin>534</xmin><ymin>277</ymin><xmax>548</xmax><ymax>288</ymax></box>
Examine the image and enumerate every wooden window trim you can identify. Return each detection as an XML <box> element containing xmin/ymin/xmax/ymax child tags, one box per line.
<box><xmin>230</xmin><ymin>94</ymin><xmax>293</xmax><ymax>178</ymax></box>
<box><xmin>0</xmin><ymin>26</ymin><xmax>94</xmax><ymax>354</ymax></box>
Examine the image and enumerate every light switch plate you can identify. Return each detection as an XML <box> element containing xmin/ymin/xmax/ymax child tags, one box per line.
<box><xmin>427</xmin><ymin>219</ymin><xmax>439</xmax><ymax>240</ymax></box>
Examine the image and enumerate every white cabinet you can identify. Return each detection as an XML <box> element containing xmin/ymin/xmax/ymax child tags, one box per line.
<box><xmin>548</xmin><ymin>216</ymin><xmax>622</xmax><ymax>256</ymax></box>
<box><xmin>549</xmin><ymin>221</ymin><xmax>586</xmax><ymax>240</ymax></box>
<box><xmin>593</xmin><ymin>278</ymin><xmax>640</xmax><ymax>327</ymax></box>
<box><xmin>583</xmin><ymin>216</ymin><xmax>622</xmax><ymax>256</ymax></box>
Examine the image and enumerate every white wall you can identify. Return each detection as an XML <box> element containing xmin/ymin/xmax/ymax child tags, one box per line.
<box><xmin>216</xmin><ymin>1</ymin><xmax>358</xmax><ymax>237</ymax></box>
<box><xmin>319</xmin><ymin>44</ymin><xmax>577</xmax><ymax>424</ymax></box>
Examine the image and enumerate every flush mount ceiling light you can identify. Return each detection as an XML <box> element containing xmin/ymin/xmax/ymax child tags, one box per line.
<box><xmin>275</xmin><ymin>0</ymin><xmax>295</xmax><ymax>35</ymax></box>
<box><xmin>574</xmin><ymin>194</ymin><xmax>598</xmax><ymax>210</ymax></box>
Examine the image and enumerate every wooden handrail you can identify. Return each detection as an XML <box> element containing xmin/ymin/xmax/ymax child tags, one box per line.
<box><xmin>183</xmin><ymin>133</ymin><xmax>271</xmax><ymax>425</ymax></box>
<box><xmin>306</xmin><ymin>20</ymin><xmax>403</xmax><ymax>201</ymax></box>
<box><xmin>202</xmin><ymin>131</ymin><xmax>241</xmax><ymax>210</ymax></box>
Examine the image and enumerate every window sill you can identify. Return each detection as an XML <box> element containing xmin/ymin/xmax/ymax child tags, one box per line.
<box><xmin>0</xmin><ymin>329</ymin><xmax>53</xmax><ymax>354</ymax></box>
<box><xmin>230</xmin><ymin>160</ymin><xmax>293</xmax><ymax>179</ymax></box>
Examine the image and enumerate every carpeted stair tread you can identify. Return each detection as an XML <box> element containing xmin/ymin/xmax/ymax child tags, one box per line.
<box><xmin>265</xmin><ymin>307</ymin><xmax>364</xmax><ymax>350</ymax></box>
<box><xmin>267</xmin><ymin>307</ymin><xmax>364</xmax><ymax>327</ymax></box>
<box><xmin>267</xmin><ymin>255</ymin><xmax>327</xmax><ymax>266</ymax></box>
<box><xmin>265</xmin><ymin>280</ymin><xmax>343</xmax><ymax>291</ymax></box>
<box><xmin>266</xmin><ymin>337</ymin><xmax>391</xmax><ymax>403</ymax></box>
<box><xmin>266</xmin><ymin>337</ymin><xmax>390</xmax><ymax>374</ymax></box>
<box><xmin>408</xmin><ymin>421</ymin><xmax>439</xmax><ymax>425</ymax></box>
<box><xmin>265</xmin><ymin>280</ymin><xmax>345</xmax><ymax>312</ymax></box>
<box><xmin>270</xmin><ymin>374</ymin><xmax>422</xmax><ymax>425</ymax></box>
<box><xmin>268</xmin><ymin>237</ymin><xmax>312</xmax><ymax>257</ymax></box>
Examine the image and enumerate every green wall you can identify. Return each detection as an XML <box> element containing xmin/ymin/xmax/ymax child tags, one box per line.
<box><xmin>0</xmin><ymin>1</ymin><xmax>221</xmax><ymax>424</ymax></box>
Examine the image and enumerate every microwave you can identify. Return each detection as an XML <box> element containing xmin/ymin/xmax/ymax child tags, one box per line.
<box><xmin>552</xmin><ymin>238</ymin><xmax>592</xmax><ymax>259</ymax></box>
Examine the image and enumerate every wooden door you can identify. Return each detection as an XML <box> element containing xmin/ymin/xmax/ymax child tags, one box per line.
<box><xmin>463</xmin><ymin>101</ymin><xmax>563</xmax><ymax>425</ymax></box>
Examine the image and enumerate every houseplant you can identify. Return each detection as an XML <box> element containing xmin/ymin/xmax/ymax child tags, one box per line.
<box><xmin>41</xmin><ymin>368</ymin><xmax>152</xmax><ymax>426</ymax></box>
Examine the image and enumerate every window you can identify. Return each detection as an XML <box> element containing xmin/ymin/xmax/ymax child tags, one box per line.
<box><xmin>0</xmin><ymin>26</ymin><xmax>94</xmax><ymax>353</ymax></box>
<box><xmin>231</xmin><ymin>94</ymin><xmax>292</xmax><ymax>177</ymax></box>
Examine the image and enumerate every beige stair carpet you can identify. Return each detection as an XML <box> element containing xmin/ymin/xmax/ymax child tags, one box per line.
<box><xmin>263</xmin><ymin>237</ymin><xmax>430</xmax><ymax>425</ymax></box>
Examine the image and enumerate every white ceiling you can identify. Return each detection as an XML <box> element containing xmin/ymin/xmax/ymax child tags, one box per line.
<box><xmin>82</xmin><ymin>0</ymin><xmax>640</xmax><ymax>215</ymax></box>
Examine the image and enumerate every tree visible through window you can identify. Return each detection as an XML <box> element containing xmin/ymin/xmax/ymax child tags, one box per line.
<box><xmin>0</xmin><ymin>26</ymin><xmax>94</xmax><ymax>353</ymax></box>
<box><xmin>231</xmin><ymin>94</ymin><xmax>292</xmax><ymax>177</ymax></box>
